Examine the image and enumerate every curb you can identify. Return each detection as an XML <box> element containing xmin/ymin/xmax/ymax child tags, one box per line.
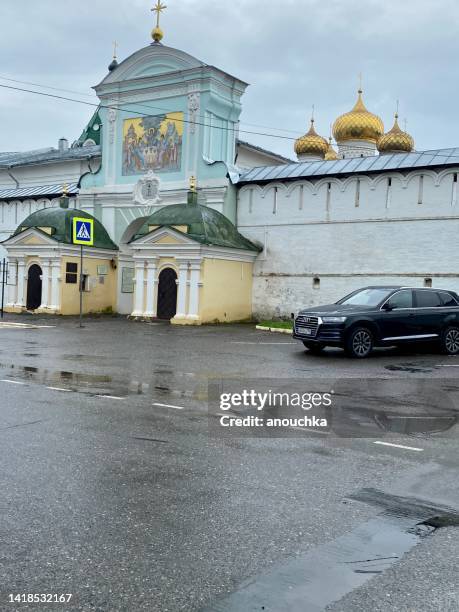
<box><xmin>256</xmin><ymin>325</ymin><xmax>293</xmax><ymax>335</ymax></box>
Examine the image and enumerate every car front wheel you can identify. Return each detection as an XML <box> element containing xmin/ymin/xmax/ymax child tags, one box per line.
<box><xmin>441</xmin><ymin>326</ymin><xmax>459</xmax><ymax>355</ymax></box>
<box><xmin>345</xmin><ymin>327</ymin><xmax>374</xmax><ymax>358</ymax></box>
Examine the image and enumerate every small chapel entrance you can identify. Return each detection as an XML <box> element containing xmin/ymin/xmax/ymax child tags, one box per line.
<box><xmin>26</xmin><ymin>264</ymin><xmax>42</xmax><ymax>311</ymax></box>
<box><xmin>157</xmin><ymin>268</ymin><xmax>178</xmax><ymax>320</ymax></box>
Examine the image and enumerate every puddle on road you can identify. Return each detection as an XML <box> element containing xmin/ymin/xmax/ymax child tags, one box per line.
<box><xmin>62</xmin><ymin>353</ymin><xmax>109</xmax><ymax>363</ymax></box>
<box><xmin>0</xmin><ymin>362</ymin><xmax>207</xmax><ymax>402</ymax></box>
<box><xmin>385</xmin><ymin>362</ymin><xmax>434</xmax><ymax>373</ymax></box>
<box><xmin>374</xmin><ymin>413</ymin><xmax>457</xmax><ymax>435</ymax></box>
<box><xmin>204</xmin><ymin>490</ymin><xmax>459</xmax><ymax>612</ymax></box>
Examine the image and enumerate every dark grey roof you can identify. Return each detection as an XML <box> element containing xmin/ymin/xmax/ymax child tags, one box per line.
<box><xmin>236</xmin><ymin>139</ymin><xmax>293</xmax><ymax>164</ymax></box>
<box><xmin>0</xmin><ymin>183</ymin><xmax>79</xmax><ymax>201</ymax></box>
<box><xmin>238</xmin><ymin>147</ymin><xmax>459</xmax><ymax>184</ymax></box>
<box><xmin>0</xmin><ymin>145</ymin><xmax>101</xmax><ymax>169</ymax></box>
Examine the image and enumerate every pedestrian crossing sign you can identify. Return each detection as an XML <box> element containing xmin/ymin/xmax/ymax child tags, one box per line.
<box><xmin>73</xmin><ymin>217</ymin><xmax>94</xmax><ymax>246</ymax></box>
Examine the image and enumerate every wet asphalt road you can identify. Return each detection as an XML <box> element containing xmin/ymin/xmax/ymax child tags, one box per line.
<box><xmin>0</xmin><ymin>315</ymin><xmax>457</xmax><ymax>611</ymax></box>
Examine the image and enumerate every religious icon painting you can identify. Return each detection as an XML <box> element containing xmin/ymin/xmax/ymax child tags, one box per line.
<box><xmin>122</xmin><ymin>112</ymin><xmax>183</xmax><ymax>175</ymax></box>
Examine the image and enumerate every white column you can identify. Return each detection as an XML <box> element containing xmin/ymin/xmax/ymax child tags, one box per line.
<box><xmin>39</xmin><ymin>259</ymin><xmax>51</xmax><ymax>309</ymax></box>
<box><xmin>132</xmin><ymin>262</ymin><xmax>145</xmax><ymax>317</ymax></box>
<box><xmin>144</xmin><ymin>261</ymin><xmax>158</xmax><ymax>318</ymax></box>
<box><xmin>49</xmin><ymin>261</ymin><xmax>61</xmax><ymax>311</ymax></box>
<box><xmin>175</xmin><ymin>263</ymin><xmax>188</xmax><ymax>318</ymax></box>
<box><xmin>6</xmin><ymin>259</ymin><xmax>17</xmax><ymax>307</ymax></box>
<box><xmin>16</xmin><ymin>259</ymin><xmax>26</xmax><ymax>307</ymax></box>
<box><xmin>187</xmin><ymin>263</ymin><xmax>201</xmax><ymax>320</ymax></box>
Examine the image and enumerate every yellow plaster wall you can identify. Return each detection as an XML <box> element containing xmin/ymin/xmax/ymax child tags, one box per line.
<box><xmin>23</xmin><ymin>235</ymin><xmax>48</xmax><ymax>245</ymax></box>
<box><xmin>60</xmin><ymin>255</ymin><xmax>116</xmax><ymax>315</ymax></box>
<box><xmin>158</xmin><ymin>258</ymin><xmax>178</xmax><ymax>271</ymax></box>
<box><xmin>199</xmin><ymin>258</ymin><xmax>253</xmax><ymax>323</ymax></box>
<box><xmin>155</xmin><ymin>236</ymin><xmax>183</xmax><ymax>245</ymax></box>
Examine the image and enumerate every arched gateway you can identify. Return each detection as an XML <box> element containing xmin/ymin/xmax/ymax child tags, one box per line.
<box><xmin>26</xmin><ymin>264</ymin><xmax>42</xmax><ymax>310</ymax></box>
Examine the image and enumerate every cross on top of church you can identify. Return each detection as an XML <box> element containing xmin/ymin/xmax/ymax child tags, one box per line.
<box><xmin>152</xmin><ymin>1</ymin><xmax>167</xmax><ymax>27</ymax></box>
<box><xmin>151</xmin><ymin>1</ymin><xmax>167</xmax><ymax>43</ymax></box>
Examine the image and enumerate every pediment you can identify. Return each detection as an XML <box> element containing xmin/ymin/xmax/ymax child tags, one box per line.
<box><xmin>130</xmin><ymin>226</ymin><xmax>198</xmax><ymax>247</ymax></box>
<box><xmin>2</xmin><ymin>227</ymin><xmax>58</xmax><ymax>248</ymax></box>
<box><xmin>96</xmin><ymin>45</ymin><xmax>205</xmax><ymax>89</ymax></box>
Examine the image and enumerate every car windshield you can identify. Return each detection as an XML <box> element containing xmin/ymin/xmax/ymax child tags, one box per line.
<box><xmin>338</xmin><ymin>288</ymin><xmax>393</xmax><ymax>307</ymax></box>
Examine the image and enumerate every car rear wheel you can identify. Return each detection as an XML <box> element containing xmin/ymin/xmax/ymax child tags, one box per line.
<box><xmin>345</xmin><ymin>327</ymin><xmax>374</xmax><ymax>358</ymax></box>
<box><xmin>303</xmin><ymin>341</ymin><xmax>324</xmax><ymax>354</ymax></box>
<box><xmin>441</xmin><ymin>326</ymin><xmax>459</xmax><ymax>355</ymax></box>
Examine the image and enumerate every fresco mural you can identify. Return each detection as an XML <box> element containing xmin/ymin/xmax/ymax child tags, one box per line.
<box><xmin>122</xmin><ymin>112</ymin><xmax>183</xmax><ymax>176</ymax></box>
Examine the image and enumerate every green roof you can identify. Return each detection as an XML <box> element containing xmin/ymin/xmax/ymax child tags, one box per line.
<box><xmin>133</xmin><ymin>203</ymin><xmax>262</xmax><ymax>252</ymax></box>
<box><xmin>74</xmin><ymin>109</ymin><xmax>102</xmax><ymax>147</ymax></box>
<box><xmin>13</xmin><ymin>207</ymin><xmax>118</xmax><ymax>250</ymax></box>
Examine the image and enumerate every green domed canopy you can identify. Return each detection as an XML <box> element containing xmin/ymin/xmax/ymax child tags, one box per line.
<box><xmin>14</xmin><ymin>207</ymin><xmax>118</xmax><ymax>250</ymax></box>
<box><xmin>133</xmin><ymin>203</ymin><xmax>261</xmax><ymax>252</ymax></box>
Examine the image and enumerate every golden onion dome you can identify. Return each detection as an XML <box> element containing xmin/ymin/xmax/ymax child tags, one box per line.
<box><xmin>325</xmin><ymin>137</ymin><xmax>339</xmax><ymax>160</ymax></box>
<box><xmin>333</xmin><ymin>89</ymin><xmax>384</xmax><ymax>143</ymax></box>
<box><xmin>294</xmin><ymin>119</ymin><xmax>329</xmax><ymax>158</ymax></box>
<box><xmin>152</xmin><ymin>26</ymin><xmax>164</xmax><ymax>43</ymax></box>
<box><xmin>377</xmin><ymin>113</ymin><xmax>414</xmax><ymax>153</ymax></box>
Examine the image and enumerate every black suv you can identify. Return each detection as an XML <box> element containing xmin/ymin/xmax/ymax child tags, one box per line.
<box><xmin>293</xmin><ymin>286</ymin><xmax>459</xmax><ymax>358</ymax></box>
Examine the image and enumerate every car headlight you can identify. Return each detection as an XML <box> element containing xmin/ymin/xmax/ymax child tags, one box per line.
<box><xmin>321</xmin><ymin>316</ymin><xmax>347</xmax><ymax>323</ymax></box>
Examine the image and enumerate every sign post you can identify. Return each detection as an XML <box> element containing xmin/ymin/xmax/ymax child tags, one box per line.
<box><xmin>72</xmin><ymin>217</ymin><xmax>94</xmax><ymax>328</ymax></box>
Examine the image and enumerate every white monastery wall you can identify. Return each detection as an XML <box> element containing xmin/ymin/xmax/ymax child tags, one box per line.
<box><xmin>0</xmin><ymin>160</ymin><xmax>87</xmax><ymax>189</ymax></box>
<box><xmin>237</xmin><ymin>169</ymin><xmax>459</xmax><ymax>318</ymax></box>
<box><xmin>0</xmin><ymin>160</ymin><xmax>86</xmax><ymax>260</ymax></box>
<box><xmin>236</xmin><ymin>146</ymin><xmax>289</xmax><ymax>170</ymax></box>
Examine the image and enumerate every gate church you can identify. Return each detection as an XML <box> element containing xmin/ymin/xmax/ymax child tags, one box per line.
<box><xmin>2</xmin><ymin>3</ymin><xmax>459</xmax><ymax>321</ymax></box>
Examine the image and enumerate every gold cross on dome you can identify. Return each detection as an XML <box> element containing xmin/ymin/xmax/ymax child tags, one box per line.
<box><xmin>152</xmin><ymin>1</ymin><xmax>167</xmax><ymax>28</ymax></box>
<box><xmin>112</xmin><ymin>40</ymin><xmax>118</xmax><ymax>59</ymax></box>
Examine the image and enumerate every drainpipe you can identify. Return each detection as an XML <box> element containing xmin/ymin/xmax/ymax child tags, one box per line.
<box><xmin>77</xmin><ymin>155</ymin><xmax>102</xmax><ymax>188</ymax></box>
<box><xmin>6</xmin><ymin>166</ymin><xmax>19</xmax><ymax>188</ymax></box>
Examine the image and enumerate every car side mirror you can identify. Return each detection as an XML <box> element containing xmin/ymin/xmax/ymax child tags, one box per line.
<box><xmin>382</xmin><ymin>302</ymin><xmax>393</xmax><ymax>311</ymax></box>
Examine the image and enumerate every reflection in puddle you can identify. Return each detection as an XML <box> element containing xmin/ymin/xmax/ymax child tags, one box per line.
<box><xmin>0</xmin><ymin>362</ymin><xmax>208</xmax><ymax>402</ymax></box>
<box><xmin>62</xmin><ymin>354</ymin><xmax>109</xmax><ymax>364</ymax></box>
<box><xmin>374</xmin><ymin>413</ymin><xmax>457</xmax><ymax>435</ymax></box>
<box><xmin>385</xmin><ymin>363</ymin><xmax>433</xmax><ymax>373</ymax></box>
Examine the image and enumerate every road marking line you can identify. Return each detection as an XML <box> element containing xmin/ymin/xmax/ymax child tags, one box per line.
<box><xmin>373</xmin><ymin>441</ymin><xmax>424</xmax><ymax>452</ymax></box>
<box><xmin>0</xmin><ymin>379</ymin><xmax>25</xmax><ymax>385</ymax></box>
<box><xmin>153</xmin><ymin>402</ymin><xmax>184</xmax><ymax>410</ymax></box>
<box><xmin>0</xmin><ymin>323</ymin><xmax>55</xmax><ymax>329</ymax></box>
<box><xmin>230</xmin><ymin>341</ymin><xmax>295</xmax><ymax>345</ymax></box>
<box><xmin>437</xmin><ymin>364</ymin><xmax>459</xmax><ymax>367</ymax></box>
<box><xmin>46</xmin><ymin>386</ymin><xmax>72</xmax><ymax>392</ymax></box>
<box><xmin>96</xmin><ymin>395</ymin><xmax>125</xmax><ymax>400</ymax></box>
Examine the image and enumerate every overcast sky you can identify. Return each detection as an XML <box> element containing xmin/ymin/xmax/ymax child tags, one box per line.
<box><xmin>1</xmin><ymin>0</ymin><xmax>459</xmax><ymax>159</ymax></box>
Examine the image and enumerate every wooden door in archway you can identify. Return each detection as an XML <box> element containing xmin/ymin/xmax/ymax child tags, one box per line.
<box><xmin>26</xmin><ymin>264</ymin><xmax>42</xmax><ymax>310</ymax></box>
<box><xmin>157</xmin><ymin>268</ymin><xmax>177</xmax><ymax>320</ymax></box>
